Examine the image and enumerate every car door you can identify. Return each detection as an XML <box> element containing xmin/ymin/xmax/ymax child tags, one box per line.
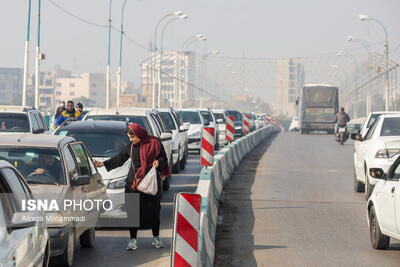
<box><xmin>356</xmin><ymin>119</ymin><xmax>379</xmax><ymax>181</ymax></box>
<box><xmin>151</xmin><ymin>113</ymin><xmax>172</xmax><ymax>164</ymax></box>
<box><xmin>29</xmin><ymin>113</ymin><xmax>40</xmax><ymax>134</ymax></box>
<box><xmin>69</xmin><ymin>142</ymin><xmax>101</xmax><ymax>230</ymax></box>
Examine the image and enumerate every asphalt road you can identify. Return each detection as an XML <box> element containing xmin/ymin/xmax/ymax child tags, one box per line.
<box><xmin>214</xmin><ymin>132</ymin><xmax>400</xmax><ymax>267</ymax></box>
<box><xmin>73</xmin><ymin>153</ymin><xmax>201</xmax><ymax>267</ymax></box>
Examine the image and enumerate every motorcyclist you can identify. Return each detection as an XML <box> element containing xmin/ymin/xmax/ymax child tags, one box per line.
<box><xmin>334</xmin><ymin>107</ymin><xmax>350</xmax><ymax>128</ymax></box>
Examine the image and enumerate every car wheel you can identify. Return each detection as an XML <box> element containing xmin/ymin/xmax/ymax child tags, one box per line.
<box><xmin>179</xmin><ymin>146</ymin><xmax>187</xmax><ymax>170</ymax></box>
<box><xmin>172</xmin><ymin>149</ymin><xmax>180</xmax><ymax>174</ymax></box>
<box><xmin>163</xmin><ymin>176</ymin><xmax>170</xmax><ymax>190</ymax></box>
<box><xmin>51</xmin><ymin>228</ymin><xmax>75</xmax><ymax>267</ymax></box>
<box><xmin>353</xmin><ymin>168</ymin><xmax>364</xmax><ymax>193</ymax></box>
<box><xmin>79</xmin><ymin>227</ymin><xmax>95</xmax><ymax>248</ymax></box>
<box><xmin>369</xmin><ymin>206</ymin><xmax>390</xmax><ymax>250</ymax></box>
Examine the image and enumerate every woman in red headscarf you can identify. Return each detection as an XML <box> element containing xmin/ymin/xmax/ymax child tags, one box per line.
<box><xmin>93</xmin><ymin>123</ymin><xmax>170</xmax><ymax>250</ymax></box>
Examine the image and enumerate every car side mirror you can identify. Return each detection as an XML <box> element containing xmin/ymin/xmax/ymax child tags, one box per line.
<box><xmin>216</xmin><ymin>119</ymin><xmax>223</xmax><ymax>124</ymax></box>
<box><xmin>160</xmin><ymin>132</ymin><xmax>172</xmax><ymax>141</ymax></box>
<box><xmin>33</xmin><ymin>128</ymin><xmax>45</xmax><ymax>134</ymax></box>
<box><xmin>72</xmin><ymin>175</ymin><xmax>91</xmax><ymax>186</ymax></box>
<box><xmin>369</xmin><ymin>168</ymin><xmax>386</xmax><ymax>180</ymax></box>
<box><xmin>10</xmin><ymin>212</ymin><xmax>37</xmax><ymax>230</ymax></box>
<box><xmin>351</xmin><ymin>133</ymin><xmax>362</xmax><ymax>141</ymax></box>
<box><xmin>179</xmin><ymin>125</ymin><xmax>189</xmax><ymax>132</ymax></box>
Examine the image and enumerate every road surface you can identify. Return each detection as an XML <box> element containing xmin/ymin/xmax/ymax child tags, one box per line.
<box><xmin>214</xmin><ymin>132</ymin><xmax>400</xmax><ymax>267</ymax></box>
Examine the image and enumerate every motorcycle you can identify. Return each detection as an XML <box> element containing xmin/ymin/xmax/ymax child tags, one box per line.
<box><xmin>335</xmin><ymin>126</ymin><xmax>349</xmax><ymax>145</ymax></box>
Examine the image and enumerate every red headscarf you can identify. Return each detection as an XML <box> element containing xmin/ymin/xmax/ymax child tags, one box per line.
<box><xmin>127</xmin><ymin>123</ymin><xmax>171</xmax><ymax>190</ymax></box>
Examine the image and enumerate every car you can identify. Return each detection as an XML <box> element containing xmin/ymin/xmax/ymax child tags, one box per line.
<box><xmin>158</xmin><ymin>108</ymin><xmax>189</xmax><ymax>173</ymax></box>
<box><xmin>177</xmin><ymin>108</ymin><xmax>206</xmax><ymax>153</ymax></box>
<box><xmin>289</xmin><ymin>117</ymin><xmax>300</xmax><ymax>132</ymax></box>
<box><xmin>84</xmin><ymin>108</ymin><xmax>173</xmax><ymax>190</ymax></box>
<box><xmin>211</xmin><ymin>109</ymin><xmax>228</xmax><ymax>147</ymax></box>
<box><xmin>54</xmin><ymin>120</ymin><xmax>131</xmax><ymax>221</ymax></box>
<box><xmin>366</xmin><ymin>156</ymin><xmax>400</xmax><ymax>250</ymax></box>
<box><xmin>198</xmin><ymin>108</ymin><xmax>219</xmax><ymax>149</ymax></box>
<box><xmin>357</xmin><ymin>111</ymin><xmax>400</xmax><ymax>138</ymax></box>
<box><xmin>0</xmin><ymin>160</ymin><xmax>50</xmax><ymax>267</ymax></box>
<box><xmin>0</xmin><ymin>134</ymin><xmax>107</xmax><ymax>267</ymax></box>
<box><xmin>255</xmin><ymin>114</ymin><xmax>265</xmax><ymax>129</ymax></box>
<box><xmin>352</xmin><ymin>114</ymin><xmax>400</xmax><ymax>199</ymax></box>
<box><xmin>224</xmin><ymin>109</ymin><xmax>244</xmax><ymax>137</ymax></box>
<box><xmin>0</xmin><ymin>106</ymin><xmax>50</xmax><ymax>135</ymax></box>
<box><xmin>243</xmin><ymin>112</ymin><xmax>256</xmax><ymax>132</ymax></box>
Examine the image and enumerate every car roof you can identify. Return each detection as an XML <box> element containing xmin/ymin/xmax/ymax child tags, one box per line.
<box><xmin>56</xmin><ymin>120</ymin><xmax>127</xmax><ymax>131</ymax></box>
<box><xmin>379</xmin><ymin>113</ymin><xmax>400</xmax><ymax>119</ymax></box>
<box><xmin>0</xmin><ymin>106</ymin><xmax>35</xmax><ymax>114</ymax></box>
<box><xmin>176</xmin><ymin>108</ymin><xmax>200</xmax><ymax>112</ymax></box>
<box><xmin>0</xmin><ymin>134</ymin><xmax>74</xmax><ymax>148</ymax></box>
<box><xmin>87</xmin><ymin>108</ymin><xmax>150</xmax><ymax>116</ymax></box>
<box><xmin>211</xmin><ymin>109</ymin><xmax>224</xmax><ymax>113</ymax></box>
<box><xmin>370</xmin><ymin>111</ymin><xmax>400</xmax><ymax>115</ymax></box>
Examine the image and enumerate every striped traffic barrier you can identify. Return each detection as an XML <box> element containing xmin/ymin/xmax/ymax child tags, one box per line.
<box><xmin>243</xmin><ymin>114</ymin><xmax>250</xmax><ymax>134</ymax></box>
<box><xmin>172</xmin><ymin>193</ymin><xmax>202</xmax><ymax>267</ymax></box>
<box><xmin>225</xmin><ymin>115</ymin><xmax>235</xmax><ymax>142</ymax></box>
<box><xmin>200</xmin><ymin>127</ymin><xmax>215</xmax><ymax>166</ymax></box>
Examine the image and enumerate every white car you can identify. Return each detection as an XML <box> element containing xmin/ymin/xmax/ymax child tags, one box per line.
<box><xmin>289</xmin><ymin>117</ymin><xmax>300</xmax><ymax>132</ymax></box>
<box><xmin>366</xmin><ymin>158</ymin><xmax>400</xmax><ymax>250</ymax></box>
<box><xmin>353</xmin><ymin>114</ymin><xmax>400</xmax><ymax>198</ymax></box>
<box><xmin>0</xmin><ymin>106</ymin><xmax>50</xmax><ymax>135</ymax></box>
<box><xmin>158</xmin><ymin>108</ymin><xmax>189</xmax><ymax>173</ymax></box>
<box><xmin>177</xmin><ymin>108</ymin><xmax>205</xmax><ymax>152</ymax></box>
<box><xmin>0</xmin><ymin>160</ymin><xmax>50</xmax><ymax>267</ymax></box>
<box><xmin>211</xmin><ymin>109</ymin><xmax>228</xmax><ymax>147</ymax></box>
<box><xmin>84</xmin><ymin>108</ymin><xmax>173</xmax><ymax>189</ymax></box>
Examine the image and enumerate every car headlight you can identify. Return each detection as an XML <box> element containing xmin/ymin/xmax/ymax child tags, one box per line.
<box><xmin>46</xmin><ymin>211</ymin><xmax>69</xmax><ymax>227</ymax></box>
<box><xmin>107</xmin><ymin>176</ymin><xmax>127</xmax><ymax>189</ymax></box>
<box><xmin>375</xmin><ymin>148</ymin><xmax>400</xmax><ymax>158</ymax></box>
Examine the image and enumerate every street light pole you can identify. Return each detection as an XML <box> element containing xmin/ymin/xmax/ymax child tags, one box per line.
<box><xmin>201</xmin><ymin>50</ymin><xmax>220</xmax><ymax>108</ymax></box>
<box><xmin>34</xmin><ymin>0</ymin><xmax>42</xmax><ymax>109</ymax></box>
<box><xmin>106</xmin><ymin>0</ymin><xmax>112</xmax><ymax>109</ymax></box>
<box><xmin>359</xmin><ymin>14</ymin><xmax>390</xmax><ymax>111</ymax></box>
<box><xmin>22</xmin><ymin>0</ymin><xmax>32</xmax><ymax>107</ymax></box>
<box><xmin>116</xmin><ymin>0</ymin><xmax>128</xmax><ymax>109</ymax></box>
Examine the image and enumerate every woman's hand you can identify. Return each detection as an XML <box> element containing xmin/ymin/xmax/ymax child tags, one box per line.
<box><xmin>153</xmin><ymin>160</ymin><xmax>159</xmax><ymax>168</ymax></box>
<box><xmin>93</xmin><ymin>160</ymin><xmax>104</xmax><ymax>168</ymax></box>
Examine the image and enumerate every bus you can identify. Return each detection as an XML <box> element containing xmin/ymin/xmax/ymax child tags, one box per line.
<box><xmin>298</xmin><ymin>84</ymin><xmax>338</xmax><ymax>134</ymax></box>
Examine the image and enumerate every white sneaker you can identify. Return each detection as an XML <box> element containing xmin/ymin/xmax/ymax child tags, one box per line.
<box><xmin>152</xmin><ymin>237</ymin><xmax>166</xmax><ymax>248</ymax></box>
<box><xmin>126</xmin><ymin>239</ymin><xmax>137</xmax><ymax>250</ymax></box>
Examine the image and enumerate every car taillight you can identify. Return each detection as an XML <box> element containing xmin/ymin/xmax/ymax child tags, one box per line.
<box><xmin>375</xmin><ymin>148</ymin><xmax>400</xmax><ymax>158</ymax></box>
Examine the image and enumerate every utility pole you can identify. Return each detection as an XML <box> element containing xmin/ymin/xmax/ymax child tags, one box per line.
<box><xmin>106</xmin><ymin>0</ymin><xmax>112</xmax><ymax>109</ymax></box>
<box><xmin>22</xmin><ymin>0</ymin><xmax>32</xmax><ymax>107</ymax></box>
<box><xmin>34</xmin><ymin>0</ymin><xmax>42</xmax><ymax>109</ymax></box>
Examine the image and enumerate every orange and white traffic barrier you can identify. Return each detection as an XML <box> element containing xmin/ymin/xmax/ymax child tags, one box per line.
<box><xmin>243</xmin><ymin>114</ymin><xmax>250</xmax><ymax>134</ymax></box>
<box><xmin>200</xmin><ymin>127</ymin><xmax>215</xmax><ymax>166</ymax></box>
<box><xmin>226</xmin><ymin>115</ymin><xmax>235</xmax><ymax>142</ymax></box>
<box><xmin>171</xmin><ymin>193</ymin><xmax>202</xmax><ymax>267</ymax></box>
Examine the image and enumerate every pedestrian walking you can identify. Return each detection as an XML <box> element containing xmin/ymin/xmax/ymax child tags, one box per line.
<box><xmin>93</xmin><ymin>123</ymin><xmax>170</xmax><ymax>250</ymax></box>
<box><xmin>55</xmin><ymin>100</ymin><xmax>83</xmax><ymax>126</ymax></box>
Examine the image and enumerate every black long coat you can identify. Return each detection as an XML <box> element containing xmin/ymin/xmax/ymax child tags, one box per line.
<box><xmin>103</xmin><ymin>142</ymin><xmax>168</xmax><ymax>229</ymax></box>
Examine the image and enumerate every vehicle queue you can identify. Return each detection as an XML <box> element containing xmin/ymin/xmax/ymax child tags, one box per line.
<box><xmin>0</xmin><ymin>104</ymin><xmax>272</xmax><ymax>267</ymax></box>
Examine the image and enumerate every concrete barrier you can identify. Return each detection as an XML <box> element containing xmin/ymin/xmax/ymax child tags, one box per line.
<box><xmin>195</xmin><ymin>125</ymin><xmax>279</xmax><ymax>266</ymax></box>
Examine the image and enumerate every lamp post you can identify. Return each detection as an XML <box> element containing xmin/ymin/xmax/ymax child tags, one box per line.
<box><xmin>34</xmin><ymin>0</ymin><xmax>42</xmax><ymax>109</ymax></box>
<box><xmin>359</xmin><ymin>14</ymin><xmax>390</xmax><ymax>111</ymax></box>
<box><xmin>116</xmin><ymin>0</ymin><xmax>128</xmax><ymax>109</ymax></box>
<box><xmin>178</xmin><ymin>34</ymin><xmax>206</xmax><ymax>108</ymax></box>
<box><xmin>200</xmin><ymin>50</ymin><xmax>220</xmax><ymax>107</ymax></box>
<box><xmin>152</xmin><ymin>11</ymin><xmax>183</xmax><ymax>108</ymax></box>
<box><xmin>158</xmin><ymin>14</ymin><xmax>188</xmax><ymax>107</ymax></box>
<box><xmin>106</xmin><ymin>0</ymin><xmax>112</xmax><ymax>109</ymax></box>
<box><xmin>22</xmin><ymin>0</ymin><xmax>32</xmax><ymax>107</ymax></box>
<box><xmin>348</xmin><ymin>35</ymin><xmax>373</xmax><ymax>114</ymax></box>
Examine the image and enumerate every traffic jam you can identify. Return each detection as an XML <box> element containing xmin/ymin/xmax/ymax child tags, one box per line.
<box><xmin>0</xmin><ymin>105</ymin><xmax>276</xmax><ymax>267</ymax></box>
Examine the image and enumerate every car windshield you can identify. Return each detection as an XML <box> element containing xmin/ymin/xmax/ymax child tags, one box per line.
<box><xmin>366</xmin><ymin>113</ymin><xmax>383</xmax><ymax>129</ymax></box>
<box><xmin>0</xmin><ymin>113</ymin><xmax>30</xmax><ymax>133</ymax></box>
<box><xmin>225</xmin><ymin>111</ymin><xmax>242</xmax><ymax>122</ymax></box>
<box><xmin>380</xmin><ymin>118</ymin><xmax>400</xmax><ymax>136</ymax></box>
<box><xmin>56</xmin><ymin>129</ymin><xmax>130</xmax><ymax>158</ymax></box>
<box><xmin>0</xmin><ymin>147</ymin><xmax>65</xmax><ymax>185</ymax></box>
<box><xmin>200</xmin><ymin>111</ymin><xmax>214</xmax><ymax>124</ymax></box>
<box><xmin>159</xmin><ymin>112</ymin><xmax>176</xmax><ymax>131</ymax></box>
<box><xmin>214</xmin><ymin>113</ymin><xmax>226</xmax><ymax>123</ymax></box>
<box><xmin>86</xmin><ymin>115</ymin><xmax>152</xmax><ymax>134</ymax></box>
<box><xmin>179</xmin><ymin>111</ymin><xmax>201</xmax><ymax>124</ymax></box>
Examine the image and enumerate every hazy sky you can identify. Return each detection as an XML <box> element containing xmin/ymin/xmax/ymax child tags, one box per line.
<box><xmin>1</xmin><ymin>0</ymin><xmax>399</xmax><ymax>87</ymax></box>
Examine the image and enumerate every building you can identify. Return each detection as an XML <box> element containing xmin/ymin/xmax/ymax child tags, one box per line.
<box><xmin>0</xmin><ymin>68</ymin><xmax>23</xmax><ymax>105</ymax></box>
<box><xmin>55</xmin><ymin>73</ymin><xmax>106</xmax><ymax>107</ymax></box>
<box><xmin>273</xmin><ymin>59</ymin><xmax>305</xmax><ymax>117</ymax></box>
<box><xmin>140</xmin><ymin>51</ymin><xmax>197</xmax><ymax>107</ymax></box>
